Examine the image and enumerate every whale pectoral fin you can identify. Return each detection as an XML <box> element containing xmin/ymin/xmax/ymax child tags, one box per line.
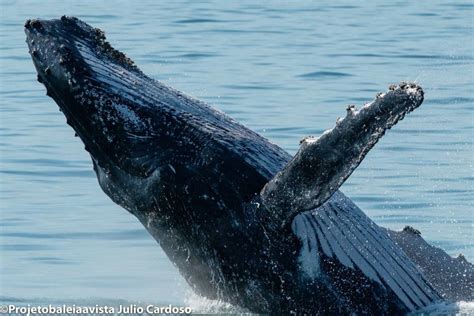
<box><xmin>260</xmin><ymin>83</ymin><xmax>424</xmax><ymax>225</ymax></box>
<box><xmin>293</xmin><ymin>194</ymin><xmax>442</xmax><ymax>312</ymax></box>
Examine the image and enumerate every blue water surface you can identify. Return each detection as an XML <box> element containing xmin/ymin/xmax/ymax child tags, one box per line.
<box><xmin>0</xmin><ymin>0</ymin><xmax>472</xmax><ymax>306</ymax></box>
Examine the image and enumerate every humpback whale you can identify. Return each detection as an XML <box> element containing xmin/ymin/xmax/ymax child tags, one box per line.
<box><xmin>25</xmin><ymin>16</ymin><xmax>468</xmax><ymax>314</ymax></box>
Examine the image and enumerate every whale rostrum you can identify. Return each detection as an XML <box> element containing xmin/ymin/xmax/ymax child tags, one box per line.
<box><xmin>25</xmin><ymin>16</ymin><xmax>472</xmax><ymax>314</ymax></box>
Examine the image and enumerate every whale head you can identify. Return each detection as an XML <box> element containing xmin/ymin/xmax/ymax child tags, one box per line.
<box><xmin>24</xmin><ymin>16</ymin><xmax>279</xmax><ymax>215</ymax></box>
<box><xmin>25</xmin><ymin>17</ymin><xmax>160</xmax><ymax>179</ymax></box>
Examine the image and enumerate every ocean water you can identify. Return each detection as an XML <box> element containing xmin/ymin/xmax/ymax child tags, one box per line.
<box><xmin>0</xmin><ymin>0</ymin><xmax>472</xmax><ymax>312</ymax></box>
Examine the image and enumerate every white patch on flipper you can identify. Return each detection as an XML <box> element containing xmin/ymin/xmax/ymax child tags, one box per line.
<box><xmin>292</xmin><ymin>215</ymin><xmax>321</xmax><ymax>279</ymax></box>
